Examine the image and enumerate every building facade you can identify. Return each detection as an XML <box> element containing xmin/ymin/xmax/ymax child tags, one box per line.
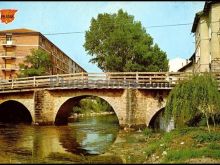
<box><xmin>0</xmin><ymin>28</ymin><xmax>86</xmax><ymax>79</ymax></box>
<box><xmin>179</xmin><ymin>1</ymin><xmax>220</xmax><ymax>72</ymax></box>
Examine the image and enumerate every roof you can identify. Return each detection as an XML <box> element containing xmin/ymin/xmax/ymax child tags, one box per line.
<box><xmin>0</xmin><ymin>28</ymin><xmax>39</xmax><ymax>34</ymax></box>
<box><xmin>178</xmin><ymin>52</ymin><xmax>195</xmax><ymax>72</ymax></box>
<box><xmin>189</xmin><ymin>52</ymin><xmax>195</xmax><ymax>61</ymax></box>
<box><xmin>178</xmin><ymin>60</ymin><xmax>193</xmax><ymax>72</ymax></box>
<box><xmin>191</xmin><ymin>11</ymin><xmax>204</xmax><ymax>33</ymax></box>
<box><xmin>191</xmin><ymin>1</ymin><xmax>219</xmax><ymax>33</ymax></box>
<box><xmin>203</xmin><ymin>1</ymin><xmax>218</xmax><ymax>12</ymax></box>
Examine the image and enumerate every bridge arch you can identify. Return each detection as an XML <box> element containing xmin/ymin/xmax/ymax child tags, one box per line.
<box><xmin>148</xmin><ymin>105</ymin><xmax>174</xmax><ymax>131</ymax></box>
<box><xmin>148</xmin><ymin>107</ymin><xmax>165</xmax><ymax>129</ymax></box>
<box><xmin>0</xmin><ymin>100</ymin><xmax>33</xmax><ymax>123</ymax></box>
<box><xmin>146</xmin><ymin>103</ymin><xmax>166</xmax><ymax>127</ymax></box>
<box><xmin>54</xmin><ymin>95</ymin><xmax>120</xmax><ymax>125</ymax></box>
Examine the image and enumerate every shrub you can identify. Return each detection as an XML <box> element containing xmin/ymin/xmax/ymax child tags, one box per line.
<box><xmin>143</xmin><ymin>128</ymin><xmax>153</xmax><ymax>137</ymax></box>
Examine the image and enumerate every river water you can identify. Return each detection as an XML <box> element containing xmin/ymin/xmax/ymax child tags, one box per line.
<box><xmin>0</xmin><ymin>114</ymin><xmax>120</xmax><ymax>163</ymax></box>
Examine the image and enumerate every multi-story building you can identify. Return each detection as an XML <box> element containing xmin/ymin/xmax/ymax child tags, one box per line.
<box><xmin>179</xmin><ymin>1</ymin><xmax>220</xmax><ymax>72</ymax></box>
<box><xmin>0</xmin><ymin>28</ymin><xmax>86</xmax><ymax>79</ymax></box>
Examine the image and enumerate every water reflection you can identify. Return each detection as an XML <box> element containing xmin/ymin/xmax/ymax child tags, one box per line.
<box><xmin>0</xmin><ymin>115</ymin><xmax>119</xmax><ymax>163</ymax></box>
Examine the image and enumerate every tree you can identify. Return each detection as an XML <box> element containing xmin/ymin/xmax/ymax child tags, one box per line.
<box><xmin>19</xmin><ymin>49</ymin><xmax>52</xmax><ymax>77</ymax></box>
<box><xmin>165</xmin><ymin>73</ymin><xmax>220</xmax><ymax>132</ymax></box>
<box><xmin>84</xmin><ymin>9</ymin><xmax>169</xmax><ymax>72</ymax></box>
<box><xmin>72</xmin><ymin>96</ymin><xmax>113</xmax><ymax>114</ymax></box>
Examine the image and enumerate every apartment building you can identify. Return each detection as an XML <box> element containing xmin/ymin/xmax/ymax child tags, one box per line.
<box><xmin>0</xmin><ymin>28</ymin><xmax>86</xmax><ymax>79</ymax></box>
<box><xmin>179</xmin><ymin>1</ymin><xmax>220</xmax><ymax>72</ymax></box>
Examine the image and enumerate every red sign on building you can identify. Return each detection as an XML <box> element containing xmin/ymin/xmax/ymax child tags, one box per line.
<box><xmin>0</xmin><ymin>9</ymin><xmax>17</xmax><ymax>24</ymax></box>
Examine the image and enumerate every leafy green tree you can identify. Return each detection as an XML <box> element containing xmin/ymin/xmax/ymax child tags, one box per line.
<box><xmin>19</xmin><ymin>49</ymin><xmax>52</xmax><ymax>77</ymax></box>
<box><xmin>84</xmin><ymin>9</ymin><xmax>168</xmax><ymax>72</ymax></box>
<box><xmin>72</xmin><ymin>97</ymin><xmax>113</xmax><ymax>114</ymax></box>
<box><xmin>165</xmin><ymin>73</ymin><xmax>220</xmax><ymax>132</ymax></box>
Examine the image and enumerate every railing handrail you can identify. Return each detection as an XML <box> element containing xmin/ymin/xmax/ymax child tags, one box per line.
<box><xmin>1</xmin><ymin>39</ymin><xmax>16</xmax><ymax>44</ymax></box>
<box><xmin>0</xmin><ymin>52</ymin><xmax>16</xmax><ymax>57</ymax></box>
<box><xmin>0</xmin><ymin>71</ymin><xmax>218</xmax><ymax>92</ymax></box>
<box><xmin>1</xmin><ymin>64</ymin><xmax>19</xmax><ymax>68</ymax></box>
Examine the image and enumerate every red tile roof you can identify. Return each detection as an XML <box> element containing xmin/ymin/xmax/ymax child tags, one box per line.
<box><xmin>0</xmin><ymin>28</ymin><xmax>39</xmax><ymax>34</ymax></box>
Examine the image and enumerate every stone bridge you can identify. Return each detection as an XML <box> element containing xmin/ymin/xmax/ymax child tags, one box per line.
<box><xmin>0</xmin><ymin>88</ymin><xmax>169</xmax><ymax>128</ymax></box>
<box><xmin>0</xmin><ymin>72</ymin><xmax>216</xmax><ymax>128</ymax></box>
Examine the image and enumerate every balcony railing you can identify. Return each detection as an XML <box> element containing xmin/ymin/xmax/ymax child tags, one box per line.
<box><xmin>1</xmin><ymin>64</ymin><xmax>19</xmax><ymax>71</ymax></box>
<box><xmin>1</xmin><ymin>40</ymin><xmax>16</xmax><ymax>47</ymax></box>
<box><xmin>0</xmin><ymin>52</ymin><xmax>16</xmax><ymax>59</ymax></box>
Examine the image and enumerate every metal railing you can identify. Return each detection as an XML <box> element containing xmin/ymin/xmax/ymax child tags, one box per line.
<box><xmin>0</xmin><ymin>72</ymin><xmax>194</xmax><ymax>92</ymax></box>
<box><xmin>1</xmin><ymin>40</ymin><xmax>16</xmax><ymax>46</ymax></box>
<box><xmin>0</xmin><ymin>52</ymin><xmax>16</xmax><ymax>59</ymax></box>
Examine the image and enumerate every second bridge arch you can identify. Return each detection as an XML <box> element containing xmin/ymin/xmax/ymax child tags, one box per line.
<box><xmin>54</xmin><ymin>95</ymin><xmax>119</xmax><ymax>125</ymax></box>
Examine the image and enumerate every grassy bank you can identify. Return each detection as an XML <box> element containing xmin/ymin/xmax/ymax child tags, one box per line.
<box><xmin>107</xmin><ymin>126</ymin><xmax>220</xmax><ymax>163</ymax></box>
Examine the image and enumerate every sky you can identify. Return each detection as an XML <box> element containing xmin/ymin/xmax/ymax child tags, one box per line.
<box><xmin>0</xmin><ymin>1</ymin><xmax>205</xmax><ymax>72</ymax></box>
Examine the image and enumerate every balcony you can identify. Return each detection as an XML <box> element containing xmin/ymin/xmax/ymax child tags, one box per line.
<box><xmin>0</xmin><ymin>52</ymin><xmax>16</xmax><ymax>59</ymax></box>
<box><xmin>1</xmin><ymin>64</ymin><xmax>19</xmax><ymax>71</ymax></box>
<box><xmin>1</xmin><ymin>40</ymin><xmax>16</xmax><ymax>47</ymax></box>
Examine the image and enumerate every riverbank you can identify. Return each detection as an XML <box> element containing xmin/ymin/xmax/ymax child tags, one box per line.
<box><xmin>105</xmin><ymin>126</ymin><xmax>220</xmax><ymax>163</ymax></box>
<box><xmin>68</xmin><ymin>112</ymin><xmax>115</xmax><ymax>122</ymax></box>
<box><xmin>42</xmin><ymin>126</ymin><xmax>220</xmax><ymax>163</ymax></box>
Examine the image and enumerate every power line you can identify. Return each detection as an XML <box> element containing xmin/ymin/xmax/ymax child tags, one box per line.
<box><xmin>0</xmin><ymin>20</ymin><xmax>219</xmax><ymax>37</ymax></box>
<box><xmin>39</xmin><ymin>20</ymin><xmax>220</xmax><ymax>35</ymax></box>
<box><xmin>43</xmin><ymin>22</ymin><xmax>194</xmax><ymax>35</ymax></box>
<box><xmin>43</xmin><ymin>31</ymin><xmax>84</xmax><ymax>35</ymax></box>
<box><xmin>146</xmin><ymin>23</ymin><xmax>193</xmax><ymax>28</ymax></box>
<box><xmin>41</xmin><ymin>23</ymin><xmax>193</xmax><ymax>36</ymax></box>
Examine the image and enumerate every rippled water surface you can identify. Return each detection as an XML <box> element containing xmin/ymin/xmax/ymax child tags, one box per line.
<box><xmin>0</xmin><ymin>115</ymin><xmax>120</xmax><ymax>163</ymax></box>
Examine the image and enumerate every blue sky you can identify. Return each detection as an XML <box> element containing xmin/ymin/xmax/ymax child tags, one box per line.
<box><xmin>0</xmin><ymin>1</ymin><xmax>205</xmax><ymax>72</ymax></box>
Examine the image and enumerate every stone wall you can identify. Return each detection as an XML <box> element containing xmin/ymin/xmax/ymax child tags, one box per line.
<box><xmin>39</xmin><ymin>88</ymin><xmax>170</xmax><ymax>128</ymax></box>
<box><xmin>34</xmin><ymin>90</ymin><xmax>54</xmax><ymax>125</ymax></box>
<box><xmin>0</xmin><ymin>88</ymin><xmax>171</xmax><ymax>128</ymax></box>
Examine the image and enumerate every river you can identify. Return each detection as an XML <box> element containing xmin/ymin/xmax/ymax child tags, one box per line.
<box><xmin>0</xmin><ymin>114</ymin><xmax>121</xmax><ymax>163</ymax></box>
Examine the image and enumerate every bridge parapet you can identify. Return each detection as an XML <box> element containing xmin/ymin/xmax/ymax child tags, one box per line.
<box><xmin>0</xmin><ymin>72</ymin><xmax>197</xmax><ymax>92</ymax></box>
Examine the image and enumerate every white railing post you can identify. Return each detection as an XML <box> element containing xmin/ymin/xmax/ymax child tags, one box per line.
<box><xmin>56</xmin><ymin>74</ymin><xmax>59</xmax><ymax>86</ymax></box>
<box><xmin>11</xmin><ymin>78</ymin><xmax>14</xmax><ymax>89</ymax></box>
<box><xmin>166</xmin><ymin>72</ymin><xmax>170</xmax><ymax>87</ymax></box>
<box><xmin>82</xmin><ymin>72</ymin><xmax>84</xmax><ymax>87</ymax></box>
<box><xmin>81</xmin><ymin>72</ymin><xmax>84</xmax><ymax>79</ymax></box>
<box><xmin>136</xmin><ymin>72</ymin><xmax>139</xmax><ymax>84</ymax></box>
<box><xmin>33</xmin><ymin>76</ymin><xmax>36</xmax><ymax>87</ymax></box>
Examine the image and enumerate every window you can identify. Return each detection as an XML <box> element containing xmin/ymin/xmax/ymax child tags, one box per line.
<box><xmin>6</xmin><ymin>34</ymin><xmax>12</xmax><ymax>44</ymax></box>
<box><xmin>6</xmin><ymin>35</ymin><xmax>12</xmax><ymax>41</ymax></box>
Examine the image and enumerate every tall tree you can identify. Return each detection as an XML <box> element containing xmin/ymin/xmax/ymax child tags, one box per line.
<box><xmin>165</xmin><ymin>73</ymin><xmax>220</xmax><ymax>132</ymax></box>
<box><xmin>84</xmin><ymin>9</ymin><xmax>169</xmax><ymax>72</ymax></box>
<box><xmin>19</xmin><ymin>49</ymin><xmax>52</xmax><ymax>77</ymax></box>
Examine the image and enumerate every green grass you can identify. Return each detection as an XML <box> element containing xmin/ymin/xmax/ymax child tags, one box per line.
<box><xmin>162</xmin><ymin>148</ymin><xmax>220</xmax><ymax>163</ymax></box>
<box><xmin>192</xmin><ymin>132</ymin><xmax>220</xmax><ymax>143</ymax></box>
<box><xmin>141</xmin><ymin>126</ymin><xmax>220</xmax><ymax>163</ymax></box>
<box><xmin>144</xmin><ymin>142</ymin><xmax>161</xmax><ymax>157</ymax></box>
<box><xmin>142</xmin><ymin>128</ymin><xmax>153</xmax><ymax>137</ymax></box>
<box><xmin>208</xmin><ymin>142</ymin><xmax>220</xmax><ymax>150</ymax></box>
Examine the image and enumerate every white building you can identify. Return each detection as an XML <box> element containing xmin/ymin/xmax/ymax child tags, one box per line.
<box><xmin>169</xmin><ymin>57</ymin><xmax>187</xmax><ymax>72</ymax></box>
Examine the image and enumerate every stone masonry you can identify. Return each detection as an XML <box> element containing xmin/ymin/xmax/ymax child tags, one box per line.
<box><xmin>0</xmin><ymin>88</ymin><xmax>170</xmax><ymax>128</ymax></box>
